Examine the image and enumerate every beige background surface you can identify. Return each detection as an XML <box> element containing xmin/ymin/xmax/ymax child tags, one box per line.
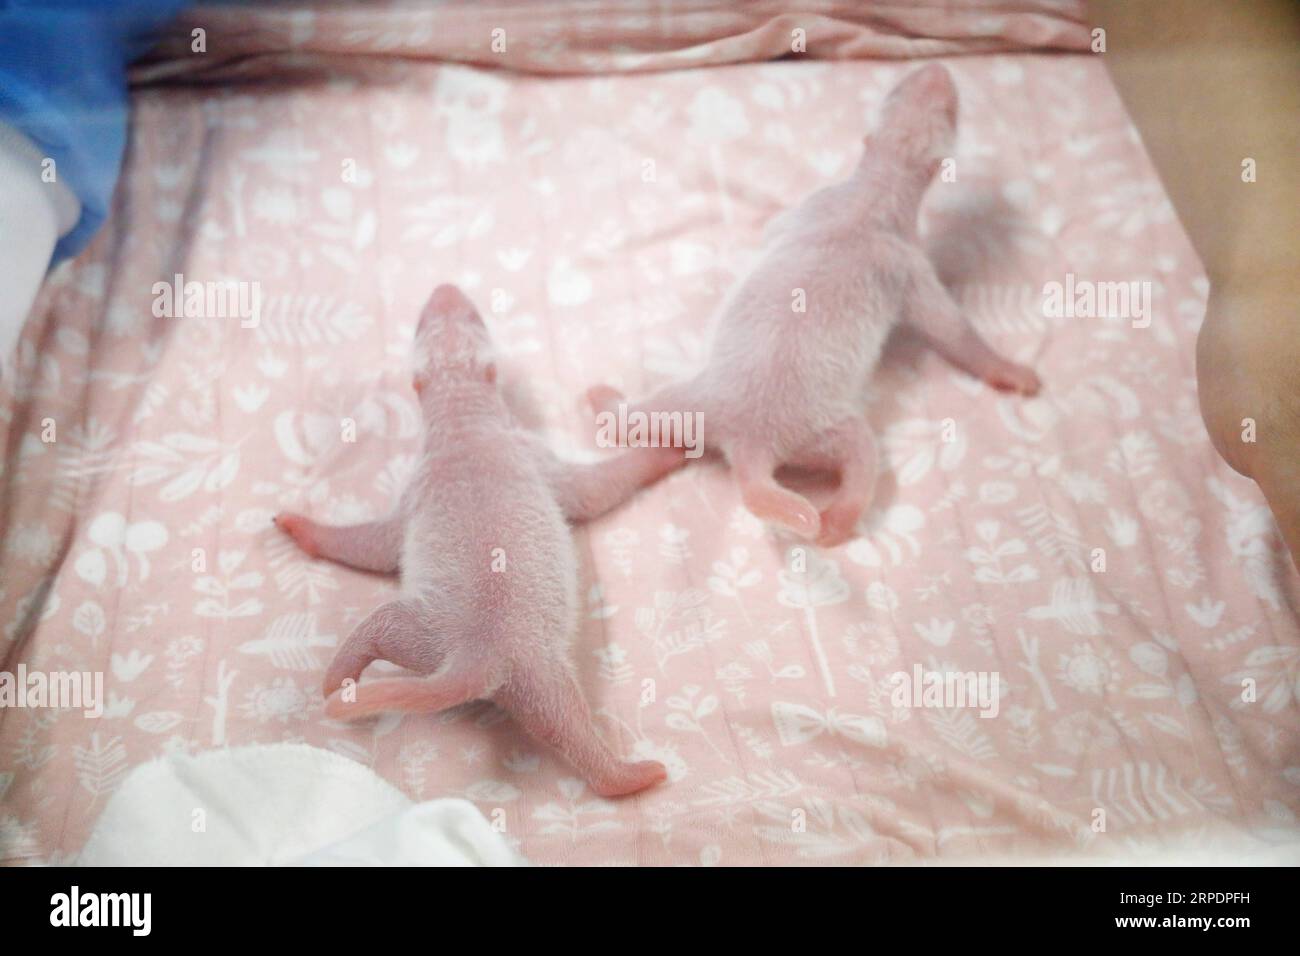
<box><xmin>1091</xmin><ymin>0</ymin><xmax>1300</xmax><ymax>563</ymax></box>
<box><xmin>1090</xmin><ymin>0</ymin><xmax>1299</xmax><ymax>288</ymax></box>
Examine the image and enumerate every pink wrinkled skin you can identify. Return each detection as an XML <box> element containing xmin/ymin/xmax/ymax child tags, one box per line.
<box><xmin>276</xmin><ymin>285</ymin><xmax>682</xmax><ymax>797</ymax></box>
<box><xmin>590</xmin><ymin>64</ymin><xmax>1041</xmax><ymax>547</ymax></box>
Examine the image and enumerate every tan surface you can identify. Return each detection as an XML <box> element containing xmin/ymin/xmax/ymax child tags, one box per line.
<box><xmin>1091</xmin><ymin>0</ymin><xmax>1300</xmax><ymax>564</ymax></box>
<box><xmin>1089</xmin><ymin>0</ymin><xmax>1299</xmax><ymax>288</ymax></box>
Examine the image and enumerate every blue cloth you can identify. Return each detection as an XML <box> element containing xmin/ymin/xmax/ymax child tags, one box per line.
<box><xmin>0</xmin><ymin>0</ymin><xmax>190</xmax><ymax>263</ymax></box>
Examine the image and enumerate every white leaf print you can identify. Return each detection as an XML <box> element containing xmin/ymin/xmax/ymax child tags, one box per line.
<box><xmin>1033</xmin><ymin>764</ymin><xmax>1076</xmax><ymax>778</ymax></box>
<box><xmin>1129</xmin><ymin>643</ymin><xmax>1168</xmax><ymax>677</ymax></box>
<box><xmin>256</xmin><ymin>295</ymin><xmax>372</xmax><ymax>345</ymax></box>
<box><xmin>1206</xmin><ymin>476</ymin><xmax>1282</xmax><ymax>610</ymax></box>
<box><xmin>547</xmin><ymin>258</ymin><xmax>592</xmax><ymax>307</ymax></box>
<box><xmin>884</xmin><ymin>419</ymin><xmax>967</xmax><ymax>486</ymax></box>
<box><xmin>1016</xmin><ymin>503</ymin><xmax>1085</xmax><ymax>571</ymax></box>
<box><xmin>923</xmin><ymin>709</ymin><xmax>997</xmax><ymax>760</ymax></box>
<box><xmin>1221</xmin><ymin>645</ymin><xmax>1299</xmax><ymax>713</ymax></box>
<box><xmin>496</xmin><ymin>247</ymin><xmax>532</xmax><ymax>271</ymax></box>
<box><xmin>133</xmin><ymin>711</ymin><xmax>183</xmax><ymax>734</ymax></box>
<box><xmin>777</xmin><ymin>553</ymin><xmax>847</xmax><ymax>697</ymax></box>
<box><xmin>354</xmin><ymin>210</ymin><xmax>376</xmax><ymax>250</ymax></box>
<box><xmin>1105</xmin><ymin>432</ymin><xmax>1160</xmax><ymax>478</ymax></box>
<box><xmin>72</xmin><ymin>601</ymin><xmax>106</xmax><ymax>642</ymax></box>
<box><xmin>846</xmin><ymin>504</ymin><xmax>924</xmax><ymax>568</ymax></box>
<box><xmin>1090</xmin><ymin>762</ymin><xmax>1229</xmax><ymax>827</ymax></box>
<box><xmin>74</xmin><ymin>734</ymin><xmax>127</xmax><ymax>801</ymax></box>
<box><xmin>1025</xmin><ymin>577</ymin><xmax>1119</xmax><ymax>635</ymax></box>
<box><xmin>462</xmin><ymin>780</ymin><xmax>521</xmax><ymax>803</ymax></box>
<box><xmin>914</xmin><ymin>618</ymin><xmax>954</xmax><ymax>647</ymax></box>
<box><xmin>233</xmin><ymin>383</ymin><xmax>269</xmax><ymax>412</ymax></box>
<box><xmin>1185</xmin><ymin>596</ymin><xmax>1225</xmax><ymax>628</ymax></box>
<box><xmin>1104</xmin><ymin>509</ymin><xmax>1138</xmax><ymax>547</ymax></box>
<box><xmin>238</xmin><ymin>613</ymin><xmax>337</xmax><ymax>670</ymax></box>
<box><xmin>111</xmin><ymin>650</ymin><xmax>155</xmax><ymax>682</ymax></box>
<box><xmin>776</xmin><ymin>554</ymin><xmax>849</xmax><ymax>609</ymax></box>
<box><xmin>687</xmin><ymin>87</ymin><xmax>749</xmax><ymax>143</ymax></box>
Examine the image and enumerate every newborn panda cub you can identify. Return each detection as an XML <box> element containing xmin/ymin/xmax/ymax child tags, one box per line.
<box><xmin>276</xmin><ymin>284</ymin><xmax>682</xmax><ymax>797</ymax></box>
<box><xmin>590</xmin><ymin>64</ymin><xmax>1041</xmax><ymax>547</ymax></box>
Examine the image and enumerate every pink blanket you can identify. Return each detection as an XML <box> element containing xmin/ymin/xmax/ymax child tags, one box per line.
<box><xmin>3</xmin><ymin>1</ymin><xmax>1298</xmax><ymax>865</ymax></box>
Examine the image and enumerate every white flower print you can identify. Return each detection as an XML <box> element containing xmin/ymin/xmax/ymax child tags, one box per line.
<box><xmin>239</xmin><ymin>677</ymin><xmax>310</xmax><ymax>724</ymax></box>
<box><xmin>1051</xmin><ymin>712</ymin><xmax>1120</xmax><ymax>755</ymax></box>
<box><xmin>252</xmin><ymin>186</ymin><xmax>300</xmax><ymax>225</ymax></box>
<box><xmin>1056</xmin><ymin>642</ymin><xmax>1120</xmax><ymax>696</ymax></box>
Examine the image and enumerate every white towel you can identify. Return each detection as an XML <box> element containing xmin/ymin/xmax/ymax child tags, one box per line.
<box><xmin>77</xmin><ymin>742</ymin><xmax>525</xmax><ymax>866</ymax></box>
<box><xmin>0</xmin><ymin>120</ymin><xmax>79</xmax><ymax>364</ymax></box>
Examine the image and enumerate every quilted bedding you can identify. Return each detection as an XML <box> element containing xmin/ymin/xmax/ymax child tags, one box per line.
<box><xmin>2</xmin><ymin>1</ymin><xmax>1299</xmax><ymax>865</ymax></box>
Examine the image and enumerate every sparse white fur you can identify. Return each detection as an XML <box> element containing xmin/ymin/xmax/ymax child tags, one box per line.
<box><xmin>590</xmin><ymin>64</ymin><xmax>1040</xmax><ymax>546</ymax></box>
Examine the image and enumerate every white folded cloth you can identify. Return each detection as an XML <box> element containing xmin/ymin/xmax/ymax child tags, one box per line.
<box><xmin>76</xmin><ymin>742</ymin><xmax>525</xmax><ymax>867</ymax></box>
<box><xmin>0</xmin><ymin>119</ymin><xmax>80</xmax><ymax>363</ymax></box>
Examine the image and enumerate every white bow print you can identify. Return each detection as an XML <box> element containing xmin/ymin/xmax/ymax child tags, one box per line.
<box><xmin>771</xmin><ymin>702</ymin><xmax>887</xmax><ymax>748</ymax></box>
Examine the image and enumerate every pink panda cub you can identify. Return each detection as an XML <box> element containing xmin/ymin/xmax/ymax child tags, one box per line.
<box><xmin>589</xmin><ymin>64</ymin><xmax>1041</xmax><ymax>547</ymax></box>
<box><xmin>276</xmin><ymin>284</ymin><xmax>682</xmax><ymax>797</ymax></box>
